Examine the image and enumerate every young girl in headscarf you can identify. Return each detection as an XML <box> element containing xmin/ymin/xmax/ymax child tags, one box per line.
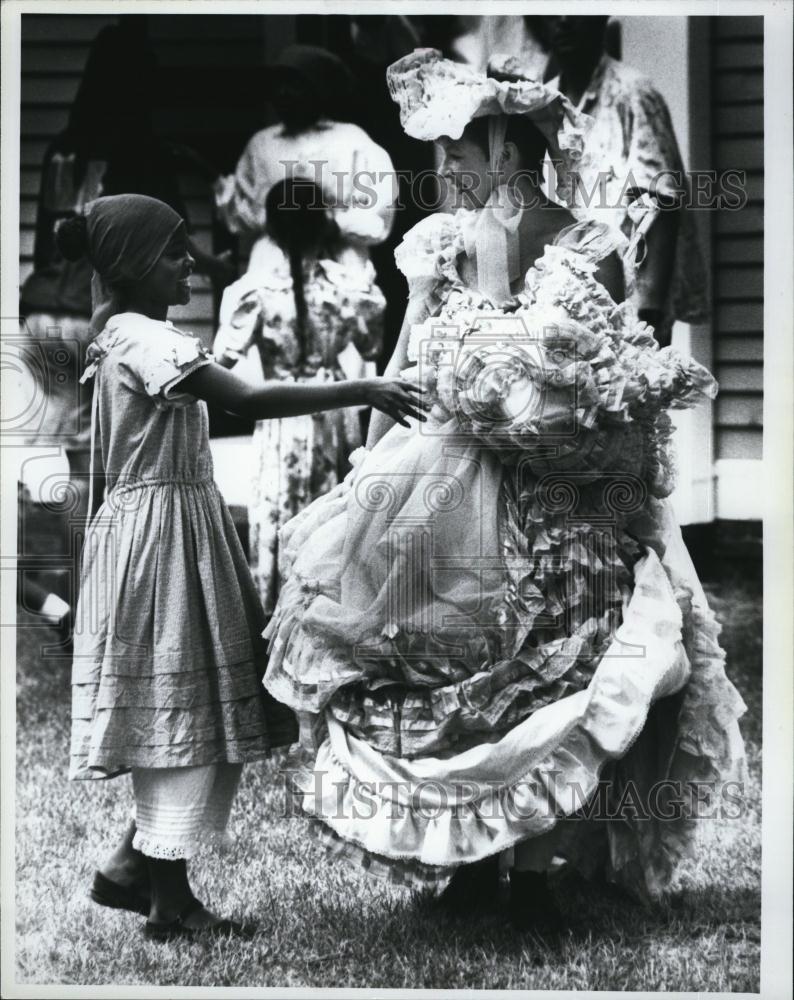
<box><xmin>56</xmin><ymin>193</ymin><xmax>426</xmax><ymax>941</ymax></box>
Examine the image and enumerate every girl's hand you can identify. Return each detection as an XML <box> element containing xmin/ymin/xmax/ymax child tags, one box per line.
<box><xmin>361</xmin><ymin>377</ymin><xmax>430</xmax><ymax>428</ymax></box>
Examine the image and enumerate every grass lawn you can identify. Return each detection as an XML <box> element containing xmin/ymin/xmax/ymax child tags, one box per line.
<box><xmin>12</xmin><ymin>574</ymin><xmax>761</xmax><ymax>991</ymax></box>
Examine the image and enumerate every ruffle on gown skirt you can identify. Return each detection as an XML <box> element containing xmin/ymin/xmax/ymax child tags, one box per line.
<box><xmin>264</xmin><ymin>424</ymin><xmax>747</xmax><ymax>901</ymax></box>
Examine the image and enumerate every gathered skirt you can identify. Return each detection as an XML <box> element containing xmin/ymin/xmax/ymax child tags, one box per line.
<box><xmin>264</xmin><ymin>419</ymin><xmax>747</xmax><ymax>899</ymax></box>
<box><xmin>70</xmin><ymin>478</ymin><xmax>297</xmax><ymax>780</ymax></box>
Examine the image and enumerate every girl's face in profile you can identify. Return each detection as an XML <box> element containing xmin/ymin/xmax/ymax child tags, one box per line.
<box><xmin>436</xmin><ymin>132</ymin><xmax>493</xmax><ymax>210</ymax></box>
<box><xmin>135</xmin><ymin>223</ymin><xmax>194</xmax><ymax>309</ymax></box>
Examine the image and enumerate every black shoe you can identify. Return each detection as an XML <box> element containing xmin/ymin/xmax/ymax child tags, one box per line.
<box><xmin>143</xmin><ymin>898</ymin><xmax>254</xmax><ymax>943</ymax></box>
<box><xmin>436</xmin><ymin>855</ymin><xmax>501</xmax><ymax>913</ymax></box>
<box><xmin>90</xmin><ymin>870</ymin><xmax>150</xmax><ymax>917</ymax></box>
<box><xmin>508</xmin><ymin>869</ymin><xmax>565</xmax><ymax>935</ymax></box>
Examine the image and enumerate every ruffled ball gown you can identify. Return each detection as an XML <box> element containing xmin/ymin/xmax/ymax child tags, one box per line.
<box><xmin>263</xmin><ymin>213</ymin><xmax>747</xmax><ymax>901</ymax></box>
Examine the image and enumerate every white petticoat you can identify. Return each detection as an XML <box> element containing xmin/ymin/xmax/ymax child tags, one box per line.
<box><xmin>131</xmin><ymin>763</ymin><xmax>243</xmax><ymax>860</ymax></box>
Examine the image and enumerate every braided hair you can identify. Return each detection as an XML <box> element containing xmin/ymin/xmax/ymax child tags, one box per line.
<box><xmin>264</xmin><ymin>179</ymin><xmax>341</xmax><ymax>365</ymax></box>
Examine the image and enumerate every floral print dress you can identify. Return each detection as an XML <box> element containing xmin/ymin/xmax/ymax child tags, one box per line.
<box><xmin>214</xmin><ymin>249</ymin><xmax>386</xmax><ymax>615</ymax></box>
<box><xmin>549</xmin><ymin>55</ymin><xmax>710</xmax><ymax>339</ymax></box>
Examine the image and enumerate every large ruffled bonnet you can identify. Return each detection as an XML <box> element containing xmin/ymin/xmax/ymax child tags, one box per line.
<box><xmin>386</xmin><ymin>48</ymin><xmax>590</xmax><ymax>203</ymax></box>
<box><xmin>387</xmin><ymin>49</ymin><xmax>594</xmax><ymax>305</ymax></box>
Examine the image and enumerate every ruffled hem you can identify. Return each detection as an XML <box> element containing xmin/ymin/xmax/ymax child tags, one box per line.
<box><xmin>70</xmin><ymin>684</ymin><xmax>298</xmax><ymax>779</ymax></box>
<box><xmin>264</xmin><ymin>473</ymin><xmax>639</xmax><ymax>755</ymax></box>
<box><xmin>305</xmin><ymin>816</ymin><xmax>453</xmax><ymax>890</ymax></box>
<box><xmin>279</xmin><ymin>541</ymin><xmax>745</xmax><ymax>899</ymax></box>
<box><xmin>69</xmin><ymin>735</ymin><xmax>280</xmax><ymax>781</ymax></box>
<box><xmin>287</xmin><ymin>550</ymin><xmax>687</xmax><ymax>858</ymax></box>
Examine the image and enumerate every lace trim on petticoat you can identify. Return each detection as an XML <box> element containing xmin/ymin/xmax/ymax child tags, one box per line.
<box><xmin>132</xmin><ymin>829</ymin><xmax>233</xmax><ymax>861</ymax></box>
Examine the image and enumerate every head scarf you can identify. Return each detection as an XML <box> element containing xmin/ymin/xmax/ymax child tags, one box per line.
<box><xmin>85</xmin><ymin>193</ymin><xmax>183</xmax><ymax>284</ymax></box>
<box><xmin>83</xmin><ymin>194</ymin><xmax>184</xmax><ymax>330</ymax></box>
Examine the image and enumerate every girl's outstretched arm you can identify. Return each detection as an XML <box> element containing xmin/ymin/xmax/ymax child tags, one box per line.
<box><xmin>179</xmin><ymin>363</ymin><xmax>429</xmax><ymax>427</ymax></box>
<box><xmin>366</xmin><ymin>290</ymin><xmax>431</xmax><ymax>447</ymax></box>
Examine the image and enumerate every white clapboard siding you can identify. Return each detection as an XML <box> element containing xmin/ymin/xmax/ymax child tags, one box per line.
<box><xmin>711</xmin><ymin>14</ymin><xmax>763</xmax><ymax>485</ymax></box>
<box><xmin>18</xmin><ymin>13</ymin><xmax>278</xmax><ymax>352</ymax></box>
<box><xmin>19</xmin><ymin>14</ymin><xmax>119</xmax><ymax>303</ymax></box>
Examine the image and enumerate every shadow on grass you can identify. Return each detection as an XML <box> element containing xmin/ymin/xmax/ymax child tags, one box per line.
<box><xmin>304</xmin><ymin>863</ymin><xmax>761</xmax><ymax>963</ymax></box>
<box><xmin>13</xmin><ymin>566</ymin><xmax>763</xmax><ymax>990</ymax></box>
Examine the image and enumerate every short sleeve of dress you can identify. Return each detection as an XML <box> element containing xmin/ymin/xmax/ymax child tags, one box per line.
<box><xmin>213</xmin><ymin>133</ymin><xmax>269</xmax><ymax>236</ymax></box>
<box><xmin>332</xmin><ymin>134</ymin><xmax>397</xmax><ymax>247</ymax></box>
<box><xmin>115</xmin><ymin>320</ymin><xmax>213</xmax><ymax>410</ymax></box>
<box><xmin>214</xmin><ymin>280</ymin><xmax>264</xmax><ymax>366</ymax></box>
<box><xmin>319</xmin><ymin>259</ymin><xmax>386</xmax><ymax>361</ymax></box>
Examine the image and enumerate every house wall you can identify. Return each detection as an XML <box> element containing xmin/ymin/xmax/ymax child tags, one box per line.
<box><xmin>18</xmin><ymin>12</ymin><xmax>288</xmax><ymax>349</ymax></box>
<box><xmin>622</xmin><ymin>16</ymin><xmax>716</xmax><ymax>525</ymax></box>
<box><xmin>709</xmin><ymin>15</ymin><xmax>764</xmax><ymax>520</ymax></box>
<box><xmin>19</xmin><ymin>14</ymin><xmax>119</xmax><ymax>292</ymax></box>
<box><xmin>622</xmin><ymin>14</ymin><xmax>764</xmax><ymax>522</ymax></box>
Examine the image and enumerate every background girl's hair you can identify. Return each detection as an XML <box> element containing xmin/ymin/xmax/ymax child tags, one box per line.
<box><xmin>264</xmin><ymin>179</ymin><xmax>340</xmax><ymax>365</ymax></box>
<box><xmin>54</xmin><ymin>214</ymin><xmax>90</xmax><ymax>261</ymax></box>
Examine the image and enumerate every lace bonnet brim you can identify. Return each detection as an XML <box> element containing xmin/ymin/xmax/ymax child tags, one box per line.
<box><xmin>386</xmin><ymin>49</ymin><xmax>592</xmax><ymax>206</ymax></box>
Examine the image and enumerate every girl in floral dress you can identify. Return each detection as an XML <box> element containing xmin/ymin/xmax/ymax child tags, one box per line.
<box><xmin>262</xmin><ymin>50</ymin><xmax>747</xmax><ymax>930</ymax></box>
<box><xmin>214</xmin><ymin>179</ymin><xmax>386</xmax><ymax>616</ymax></box>
<box><xmin>57</xmin><ymin>193</ymin><xmax>426</xmax><ymax>941</ymax></box>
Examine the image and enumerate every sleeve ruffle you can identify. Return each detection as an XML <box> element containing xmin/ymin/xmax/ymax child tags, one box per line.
<box><xmin>83</xmin><ymin>320</ymin><xmax>214</xmax><ymax>407</ymax></box>
<box><xmin>118</xmin><ymin>324</ymin><xmax>213</xmax><ymax>409</ymax></box>
<box><xmin>214</xmin><ymin>285</ymin><xmax>263</xmax><ymax>366</ymax></box>
<box><xmin>394</xmin><ymin>213</ymin><xmax>466</xmax><ymax>288</ymax></box>
<box><xmin>142</xmin><ymin>326</ymin><xmax>213</xmax><ymax>408</ymax></box>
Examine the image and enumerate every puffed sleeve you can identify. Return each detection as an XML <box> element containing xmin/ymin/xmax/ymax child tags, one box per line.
<box><xmin>213</xmin><ymin>279</ymin><xmax>263</xmax><ymax>366</ymax></box>
<box><xmin>214</xmin><ymin>133</ymin><xmax>269</xmax><ymax>235</ymax></box>
<box><xmin>316</xmin><ymin>259</ymin><xmax>386</xmax><ymax>366</ymax></box>
<box><xmin>625</xmin><ymin>82</ymin><xmax>686</xmax><ymax>202</ymax></box>
<box><xmin>394</xmin><ymin>212</ymin><xmax>465</xmax><ymax>293</ymax></box>
<box><xmin>115</xmin><ymin>323</ymin><xmax>213</xmax><ymax>410</ymax></box>
<box><xmin>333</xmin><ymin>136</ymin><xmax>397</xmax><ymax>247</ymax></box>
